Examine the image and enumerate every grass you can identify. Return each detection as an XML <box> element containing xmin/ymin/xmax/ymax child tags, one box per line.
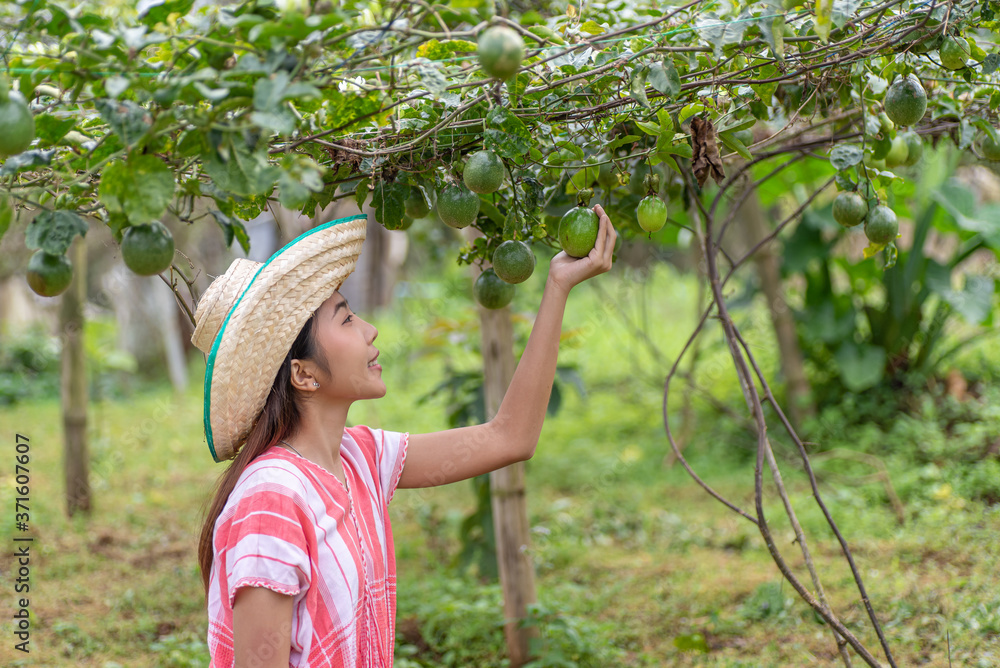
<box><xmin>1</xmin><ymin>261</ymin><xmax>1000</xmax><ymax>666</ymax></box>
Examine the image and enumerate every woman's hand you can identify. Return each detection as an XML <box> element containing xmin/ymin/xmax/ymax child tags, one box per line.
<box><xmin>547</xmin><ymin>203</ymin><xmax>616</xmax><ymax>296</ymax></box>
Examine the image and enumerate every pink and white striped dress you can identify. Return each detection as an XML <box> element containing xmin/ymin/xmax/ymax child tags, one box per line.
<box><xmin>207</xmin><ymin>426</ymin><xmax>409</xmax><ymax>667</ymax></box>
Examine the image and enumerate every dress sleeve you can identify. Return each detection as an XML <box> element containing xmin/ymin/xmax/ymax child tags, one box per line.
<box><xmin>369</xmin><ymin>428</ymin><xmax>409</xmax><ymax>506</ymax></box>
<box><xmin>223</xmin><ymin>479</ymin><xmax>313</xmax><ymax>609</ymax></box>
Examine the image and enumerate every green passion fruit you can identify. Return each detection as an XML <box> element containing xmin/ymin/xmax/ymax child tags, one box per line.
<box><xmin>404</xmin><ymin>188</ymin><xmax>430</xmax><ymax>219</ymax></box>
<box><xmin>437</xmin><ymin>184</ymin><xmax>480</xmax><ymax>229</ymax></box>
<box><xmin>477</xmin><ymin>26</ymin><xmax>525</xmax><ymax>80</ymax></box>
<box><xmin>939</xmin><ymin>36</ymin><xmax>970</xmax><ymax>70</ymax></box>
<box><xmin>26</xmin><ymin>250</ymin><xmax>72</xmax><ymax>297</ymax></box>
<box><xmin>474</xmin><ymin>268</ymin><xmax>515</xmax><ymax>309</ymax></box>
<box><xmin>864</xmin><ymin>205</ymin><xmax>898</xmax><ymax>245</ymax></box>
<box><xmin>901</xmin><ymin>132</ymin><xmax>924</xmax><ymax>166</ymax></box>
<box><xmin>121</xmin><ymin>221</ymin><xmax>175</xmax><ymax>276</ymax></box>
<box><xmin>463</xmin><ymin>150</ymin><xmax>505</xmax><ymax>194</ymax></box>
<box><xmin>637</xmin><ymin>196</ymin><xmax>668</xmax><ymax>233</ymax></box>
<box><xmin>884</xmin><ymin>136</ymin><xmax>909</xmax><ymax>168</ymax></box>
<box><xmin>883</xmin><ymin>75</ymin><xmax>927</xmax><ymax>127</ymax></box>
<box><xmin>558</xmin><ymin>207</ymin><xmax>599</xmax><ymax>258</ymax></box>
<box><xmin>0</xmin><ymin>85</ymin><xmax>35</xmax><ymax>157</ymax></box>
<box><xmin>832</xmin><ymin>191</ymin><xmax>868</xmax><ymax>228</ymax></box>
<box><xmin>492</xmin><ymin>240</ymin><xmax>535</xmax><ymax>284</ymax></box>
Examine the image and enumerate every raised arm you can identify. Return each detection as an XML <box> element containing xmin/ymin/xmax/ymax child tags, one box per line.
<box><xmin>398</xmin><ymin>205</ymin><xmax>616</xmax><ymax>489</ymax></box>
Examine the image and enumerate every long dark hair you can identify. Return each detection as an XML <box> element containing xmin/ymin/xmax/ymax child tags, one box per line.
<box><xmin>197</xmin><ymin>312</ymin><xmax>330</xmax><ymax>595</ymax></box>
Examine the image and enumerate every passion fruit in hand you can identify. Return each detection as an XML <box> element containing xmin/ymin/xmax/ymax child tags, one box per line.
<box><xmin>832</xmin><ymin>191</ymin><xmax>868</xmax><ymax>228</ymax></box>
<box><xmin>463</xmin><ymin>150</ymin><xmax>505</xmax><ymax>194</ymax></box>
<box><xmin>558</xmin><ymin>206</ymin><xmax>599</xmax><ymax>258</ymax></box>
<box><xmin>436</xmin><ymin>184</ymin><xmax>480</xmax><ymax>229</ymax></box>
<box><xmin>477</xmin><ymin>26</ymin><xmax>525</xmax><ymax>80</ymax></box>
<box><xmin>492</xmin><ymin>240</ymin><xmax>535</xmax><ymax>284</ymax></box>
<box><xmin>121</xmin><ymin>221</ymin><xmax>175</xmax><ymax>276</ymax></box>
<box><xmin>864</xmin><ymin>205</ymin><xmax>898</xmax><ymax>245</ymax></box>
<box><xmin>637</xmin><ymin>195</ymin><xmax>667</xmax><ymax>233</ymax></box>
<box><xmin>26</xmin><ymin>250</ymin><xmax>73</xmax><ymax>297</ymax></box>
<box><xmin>474</xmin><ymin>268</ymin><xmax>515</xmax><ymax>309</ymax></box>
<box><xmin>0</xmin><ymin>79</ymin><xmax>35</xmax><ymax>157</ymax></box>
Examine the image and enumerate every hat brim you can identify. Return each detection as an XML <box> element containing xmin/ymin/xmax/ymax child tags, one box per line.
<box><xmin>203</xmin><ymin>214</ymin><xmax>367</xmax><ymax>462</ymax></box>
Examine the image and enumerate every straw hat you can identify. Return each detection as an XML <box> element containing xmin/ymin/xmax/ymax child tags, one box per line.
<box><xmin>191</xmin><ymin>214</ymin><xmax>368</xmax><ymax>462</ymax></box>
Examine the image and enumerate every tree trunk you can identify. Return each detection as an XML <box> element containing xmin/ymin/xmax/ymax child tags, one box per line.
<box><xmin>60</xmin><ymin>237</ymin><xmax>90</xmax><ymax>516</ymax></box>
<box><xmin>733</xmin><ymin>180</ymin><xmax>815</xmax><ymax>427</ymax></box>
<box><xmin>464</xmin><ymin>230</ymin><xmax>538</xmax><ymax>666</ymax></box>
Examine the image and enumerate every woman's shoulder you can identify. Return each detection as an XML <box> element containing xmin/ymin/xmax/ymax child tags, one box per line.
<box><xmin>233</xmin><ymin>446</ymin><xmax>312</xmax><ymax>495</ymax></box>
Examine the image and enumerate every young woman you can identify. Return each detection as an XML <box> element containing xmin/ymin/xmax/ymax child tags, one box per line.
<box><xmin>193</xmin><ymin>207</ymin><xmax>616</xmax><ymax>667</ymax></box>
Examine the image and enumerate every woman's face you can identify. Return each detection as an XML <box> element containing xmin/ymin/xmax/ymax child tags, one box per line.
<box><xmin>302</xmin><ymin>290</ymin><xmax>385</xmax><ymax>403</ymax></box>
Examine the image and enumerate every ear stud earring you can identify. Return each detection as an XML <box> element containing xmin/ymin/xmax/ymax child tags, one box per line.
<box><xmin>313</xmin><ymin>382</ymin><xmax>320</xmax><ymax>387</ymax></box>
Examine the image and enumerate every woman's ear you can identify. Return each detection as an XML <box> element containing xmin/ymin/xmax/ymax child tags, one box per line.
<box><xmin>289</xmin><ymin>358</ymin><xmax>320</xmax><ymax>393</ymax></box>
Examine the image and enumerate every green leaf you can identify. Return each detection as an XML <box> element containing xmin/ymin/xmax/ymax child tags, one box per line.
<box><xmin>25</xmin><ymin>209</ymin><xmax>88</xmax><ymax>255</ymax></box>
<box><xmin>834</xmin><ymin>342</ymin><xmax>885</xmax><ymax>391</ymax></box>
<box><xmin>355</xmin><ymin>177</ymin><xmax>370</xmax><ymax>210</ymax></box>
<box><xmin>629</xmin><ymin>66</ymin><xmax>650</xmax><ymax>109</ymax></box>
<box><xmin>719</xmin><ymin>131</ymin><xmax>752</xmax><ymax>159</ymax></box>
<box><xmin>0</xmin><ymin>197</ymin><xmax>13</xmax><ymax>244</ymax></box>
<box><xmin>607</xmin><ymin>134</ymin><xmax>641</xmax><ymax>151</ymax></box>
<box><xmin>635</xmin><ymin>120</ymin><xmax>661</xmax><ymax>136</ymax></box>
<box><xmin>95</xmin><ymin>98</ymin><xmax>153</xmax><ymax>147</ymax></box>
<box><xmin>829</xmin><ymin>144</ymin><xmax>863</xmax><ymax>170</ymax></box>
<box><xmin>278</xmin><ymin>160</ymin><xmax>324</xmax><ymax>211</ymax></box>
<box><xmin>760</xmin><ymin>14</ymin><xmax>786</xmax><ymax>62</ymax></box>
<box><xmin>0</xmin><ymin>149</ymin><xmax>55</xmax><ymax>177</ymax></box>
<box><xmin>33</xmin><ymin>113</ymin><xmax>77</xmax><ymax>144</ymax></box>
<box><xmin>938</xmin><ymin>275</ymin><xmax>994</xmax><ymax>324</ymax></box>
<box><xmin>210</xmin><ymin>210</ymin><xmax>250</xmax><ymax>254</ymax></box>
<box><xmin>579</xmin><ymin>20</ymin><xmax>605</xmax><ymax>35</ymax></box>
<box><xmin>983</xmin><ymin>53</ymin><xmax>1000</xmax><ymax>75</ymax></box>
<box><xmin>972</xmin><ymin>117</ymin><xmax>1000</xmax><ymax>145</ymax></box>
<box><xmin>99</xmin><ymin>154</ymin><xmax>175</xmax><ymax>223</ymax></box>
<box><xmin>815</xmin><ymin>0</ymin><xmax>834</xmax><ymax>42</ymax></box>
<box><xmin>484</xmin><ymin>107</ymin><xmax>532</xmax><ymax>160</ymax></box>
<box><xmin>647</xmin><ymin>59</ymin><xmax>680</xmax><ymax>98</ymax></box>
<box><xmin>832</xmin><ymin>0</ymin><xmax>862</xmax><ymax>27</ymax></box>
<box><xmin>372</xmin><ymin>180</ymin><xmax>408</xmax><ymax>230</ymax></box>
<box><xmin>137</xmin><ymin>0</ymin><xmax>195</xmax><ymax>25</ymax></box>
<box><xmin>203</xmin><ymin>135</ymin><xmax>280</xmax><ymax>197</ymax></box>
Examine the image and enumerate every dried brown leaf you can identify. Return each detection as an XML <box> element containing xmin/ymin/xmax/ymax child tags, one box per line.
<box><xmin>690</xmin><ymin>116</ymin><xmax>726</xmax><ymax>188</ymax></box>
